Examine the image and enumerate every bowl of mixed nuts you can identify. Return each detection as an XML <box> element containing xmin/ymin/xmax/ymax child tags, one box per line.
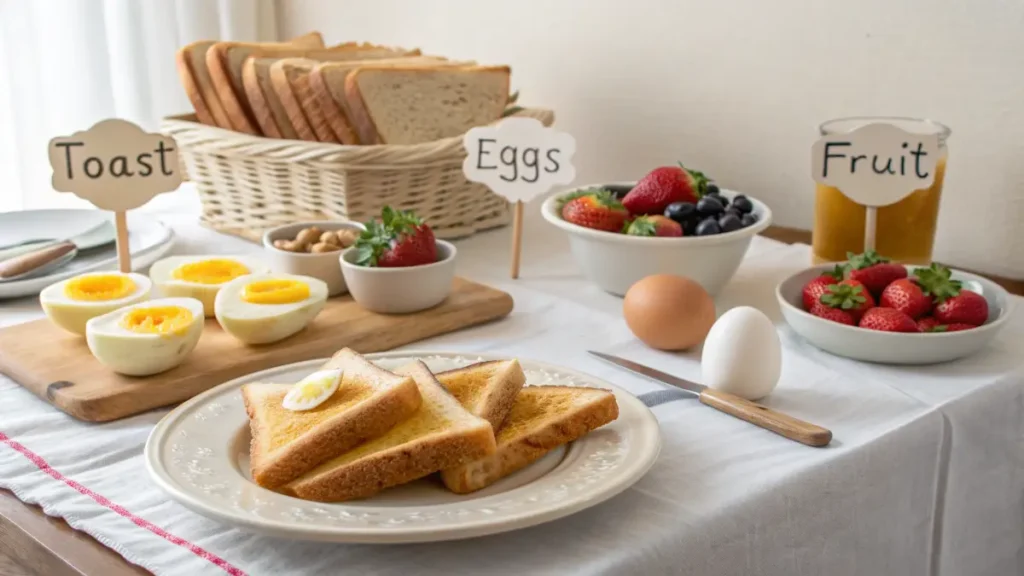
<box><xmin>262</xmin><ymin>221</ymin><xmax>365</xmax><ymax>296</ymax></box>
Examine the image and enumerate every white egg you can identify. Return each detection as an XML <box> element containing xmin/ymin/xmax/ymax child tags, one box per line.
<box><xmin>86</xmin><ymin>297</ymin><xmax>204</xmax><ymax>376</ymax></box>
<box><xmin>214</xmin><ymin>273</ymin><xmax>328</xmax><ymax>345</ymax></box>
<box><xmin>40</xmin><ymin>272</ymin><xmax>152</xmax><ymax>336</ymax></box>
<box><xmin>701</xmin><ymin>306</ymin><xmax>781</xmax><ymax>400</ymax></box>
<box><xmin>149</xmin><ymin>255</ymin><xmax>271</xmax><ymax>317</ymax></box>
<box><xmin>282</xmin><ymin>369</ymin><xmax>343</xmax><ymax>411</ymax></box>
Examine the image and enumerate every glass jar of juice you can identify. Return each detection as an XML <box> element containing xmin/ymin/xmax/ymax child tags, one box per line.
<box><xmin>812</xmin><ymin>117</ymin><xmax>951</xmax><ymax>265</ymax></box>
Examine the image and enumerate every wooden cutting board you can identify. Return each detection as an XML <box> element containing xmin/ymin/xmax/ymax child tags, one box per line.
<box><xmin>0</xmin><ymin>277</ymin><xmax>512</xmax><ymax>422</ymax></box>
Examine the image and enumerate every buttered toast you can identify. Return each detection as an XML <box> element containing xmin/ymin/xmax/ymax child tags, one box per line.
<box><xmin>285</xmin><ymin>360</ymin><xmax>496</xmax><ymax>502</ymax></box>
<box><xmin>434</xmin><ymin>359</ymin><xmax>525</xmax><ymax>431</ymax></box>
<box><xmin>440</xmin><ymin>386</ymin><xmax>619</xmax><ymax>494</ymax></box>
<box><xmin>242</xmin><ymin>348</ymin><xmax>420</xmax><ymax>489</ymax></box>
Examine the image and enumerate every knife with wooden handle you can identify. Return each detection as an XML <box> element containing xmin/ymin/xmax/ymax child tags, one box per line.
<box><xmin>0</xmin><ymin>242</ymin><xmax>76</xmax><ymax>280</ymax></box>
<box><xmin>589</xmin><ymin>351</ymin><xmax>833</xmax><ymax>447</ymax></box>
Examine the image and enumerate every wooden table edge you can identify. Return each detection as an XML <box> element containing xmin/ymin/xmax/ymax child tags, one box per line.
<box><xmin>1</xmin><ymin>225</ymin><xmax>1019</xmax><ymax>576</ymax></box>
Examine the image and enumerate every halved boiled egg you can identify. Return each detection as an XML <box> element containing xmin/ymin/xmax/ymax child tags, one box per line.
<box><xmin>85</xmin><ymin>297</ymin><xmax>204</xmax><ymax>376</ymax></box>
<box><xmin>214</xmin><ymin>273</ymin><xmax>328</xmax><ymax>345</ymax></box>
<box><xmin>40</xmin><ymin>272</ymin><xmax>152</xmax><ymax>335</ymax></box>
<box><xmin>149</xmin><ymin>255</ymin><xmax>271</xmax><ymax>317</ymax></box>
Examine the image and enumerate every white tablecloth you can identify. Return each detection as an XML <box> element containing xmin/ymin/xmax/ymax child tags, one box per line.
<box><xmin>1</xmin><ymin>188</ymin><xmax>1022</xmax><ymax>576</ymax></box>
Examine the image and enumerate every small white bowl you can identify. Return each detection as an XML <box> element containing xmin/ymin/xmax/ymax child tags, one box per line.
<box><xmin>262</xmin><ymin>221</ymin><xmax>365</xmax><ymax>297</ymax></box>
<box><xmin>339</xmin><ymin>240</ymin><xmax>457</xmax><ymax>314</ymax></box>
<box><xmin>541</xmin><ymin>183</ymin><xmax>772</xmax><ymax>296</ymax></box>
<box><xmin>777</xmin><ymin>264</ymin><xmax>1013</xmax><ymax>364</ymax></box>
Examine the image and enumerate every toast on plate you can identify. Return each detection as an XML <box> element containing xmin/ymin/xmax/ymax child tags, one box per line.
<box><xmin>434</xmin><ymin>359</ymin><xmax>525</xmax><ymax>431</ymax></box>
<box><xmin>343</xmin><ymin>65</ymin><xmax>511</xmax><ymax>145</ymax></box>
<box><xmin>285</xmin><ymin>360</ymin><xmax>496</xmax><ymax>502</ymax></box>
<box><xmin>242</xmin><ymin>348</ymin><xmax>420</xmax><ymax>489</ymax></box>
<box><xmin>440</xmin><ymin>386</ymin><xmax>619</xmax><ymax>494</ymax></box>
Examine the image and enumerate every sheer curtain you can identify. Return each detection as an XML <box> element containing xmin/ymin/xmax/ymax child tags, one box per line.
<box><xmin>0</xmin><ymin>0</ymin><xmax>280</xmax><ymax>212</ymax></box>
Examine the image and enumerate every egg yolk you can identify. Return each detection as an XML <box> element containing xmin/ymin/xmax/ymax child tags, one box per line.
<box><xmin>242</xmin><ymin>279</ymin><xmax>310</xmax><ymax>305</ymax></box>
<box><xmin>120</xmin><ymin>306</ymin><xmax>194</xmax><ymax>336</ymax></box>
<box><xmin>64</xmin><ymin>274</ymin><xmax>136</xmax><ymax>301</ymax></box>
<box><xmin>172</xmin><ymin>259</ymin><xmax>250</xmax><ymax>285</ymax></box>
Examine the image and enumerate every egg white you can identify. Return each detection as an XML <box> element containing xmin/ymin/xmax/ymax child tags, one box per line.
<box><xmin>149</xmin><ymin>255</ymin><xmax>271</xmax><ymax>317</ymax></box>
<box><xmin>214</xmin><ymin>273</ymin><xmax>328</xmax><ymax>345</ymax></box>
<box><xmin>40</xmin><ymin>272</ymin><xmax>152</xmax><ymax>336</ymax></box>
<box><xmin>86</xmin><ymin>297</ymin><xmax>205</xmax><ymax>376</ymax></box>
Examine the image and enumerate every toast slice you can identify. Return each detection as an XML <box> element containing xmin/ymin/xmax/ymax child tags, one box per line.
<box><xmin>242</xmin><ymin>348</ymin><xmax>421</xmax><ymax>489</ymax></box>
<box><xmin>434</xmin><ymin>359</ymin><xmax>525</xmax><ymax>431</ymax></box>
<box><xmin>285</xmin><ymin>360</ymin><xmax>496</xmax><ymax>502</ymax></box>
<box><xmin>440</xmin><ymin>386</ymin><xmax>619</xmax><ymax>494</ymax></box>
<box><xmin>309</xmin><ymin>57</ymin><xmax>473</xmax><ymax>144</ymax></box>
<box><xmin>344</xmin><ymin>65</ymin><xmax>511</xmax><ymax>145</ymax></box>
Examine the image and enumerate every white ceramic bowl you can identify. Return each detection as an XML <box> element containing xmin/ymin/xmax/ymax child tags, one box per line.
<box><xmin>262</xmin><ymin>221</ymin><xmax>365</xmax><ymax>297</ymax></box>
<box><xmin>777</xmin><ymin>264</ymin><xmax>1013</xmax><ymax>364</ymax></box>
<box><xmin>541</xmin><ymin>183</ymin><xmax>772</xmax><ymax>296</ymax></box>
<box><xmin>340</xmin><ymin>240</ymin><xmax>457</xmax><ymax>314</ymax></box>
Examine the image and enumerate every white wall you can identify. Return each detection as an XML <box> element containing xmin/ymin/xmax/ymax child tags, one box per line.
<box><xmin>278</xmin><ymin>0</ymin><xmax>1024</xmax><ymax>278</ymax></box>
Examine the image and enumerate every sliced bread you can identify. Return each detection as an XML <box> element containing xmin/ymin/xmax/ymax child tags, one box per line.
<box><xmin>285</xmin><ymin>360</ymin><xmax>496</xmax><ymax>502</ymax></box>
<box><xmin>175</xmin><ymin>40</ymin><xmax>233</xmax><ymax>128</ymax></box>
<box><xmin>242</xmin><ymin>348</ymin><xmax>421</xmax><ymax>489</ymax></box>
<box><xmin>344</xmin><ymin>65</ymin><xmax>511</xmax><ymax>145</ymax></box>
<box><xmin>440</xmin><ymin>386</ymin><xmax>619</xmax><ymax>494</ymax></box>
<box><xmin>434</xmin><ymin>359</ymin><xmax>525</xmax><ymax>431</ymax></box>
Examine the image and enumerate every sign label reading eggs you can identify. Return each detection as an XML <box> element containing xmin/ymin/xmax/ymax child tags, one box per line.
<box><xmin>462</xmin><ymin>117</ymin><xmax>576</xmax><ymax>202</ymax></box>
<box><xmin>811</xmin><ymin>123</ymin><xmax>939</xmax><ymax>207</ymax></box>
<box><xmin>48</xmin><ymin>119</ymin><xmax>183</xmax><ymax>212</ymax></box>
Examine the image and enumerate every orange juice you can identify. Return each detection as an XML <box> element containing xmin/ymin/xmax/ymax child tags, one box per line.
<box><xmin>811</xmin><ymin>117</ymin><xmax>950</xmax><ymax>265</ymax></box>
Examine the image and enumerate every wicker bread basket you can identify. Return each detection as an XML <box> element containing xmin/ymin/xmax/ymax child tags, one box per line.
<box><xmin>160</xmin><ymin>108</ymin><xmax>555</xmax><ymax>242</ymax></box>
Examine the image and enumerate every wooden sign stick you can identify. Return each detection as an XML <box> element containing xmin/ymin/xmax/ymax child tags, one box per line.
<box><xmin>863</xmin><ymin>206</ymin><xmax>878</xmax><ymax>252</ymax></box>
<box><xmin>114</xmin><ymin>211</ymin><xmax>131</xmax><ymax>273</ymax></box>
<box><xmin>510</xmin><ymin>201</ymin><xmax>524</xmax><ymax>279</ymax></box>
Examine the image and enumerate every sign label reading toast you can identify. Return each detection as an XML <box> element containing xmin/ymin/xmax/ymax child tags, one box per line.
<box><xmin>49</xmin><ymin>119</ymin><xmax>182</xmax><ymax>212</ymax></box>
<box><xmin>811</xmin><ymin>122</ymin><xmax>939</xmax><ymax>208</ymax></box>
<box><xmin>462</xmin><ymin>117</ymin><xmax>576</xmax><ymax>203</ymax></box>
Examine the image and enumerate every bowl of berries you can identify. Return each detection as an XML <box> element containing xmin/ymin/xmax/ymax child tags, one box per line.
<box><xmin>776</xmin><ymin>251</ymin><xmax>1013</xmax><ymax>364</ymax></box>
<box><xmin>541</xmin><ymin>164</ymin><xmax>772</xmax><ymax>296</ymax></box>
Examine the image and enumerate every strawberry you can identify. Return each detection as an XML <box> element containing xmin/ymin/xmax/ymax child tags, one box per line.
<box><xmin>858</xmin><ymin>307</ymin><xmax>918</xmax><ymax>332</ymax></box>
<box><xmin>355</xmin><ymin>206</ymin><xmax>437</xmax><ymax>268</ymax></box>
<box><xmin>624</xmin><ymin>215</ymin><xmax>683</xmax><ymax>237</ymax></box>
<box><xmin>880</xmin><ymin>278</ymin><xmax>932</xmax><ymax>319</ymax></box>
<box><xmin>801</xmin><ymin>264</ymin><xmax>848</xmax><ymax>310</ymax></box>
<box><xmin>818</xmin><ymin>279</ymin><xmax>875</xmax><ymax>321</ymax></box>
<box><xmin>912</xmin><ymin>263</ymin><xmax>989</xmax><ymax>326</ymax></box>
<box><xmin>917</xmin><ymin>317</ymin><xmax>977</xmax><ymax>333</ymax></box>
<box><xmin>809</xmin><ymin>302</ymin><xmax>856</xmax><ymax>325</ymax></box>
<box><xmin>846</xmin><ymin>250</ymin><xmax>908</xmax><ymax>296</ymax></box>
<box><xmin>622</xmin><ymin>163</ymin><xmax>708</xmax><ymax>215</ymax></box>
<box><xmin>559</xmin><ymin>189</ymin><xmax>629</xmax><ymax>232</ymax></box>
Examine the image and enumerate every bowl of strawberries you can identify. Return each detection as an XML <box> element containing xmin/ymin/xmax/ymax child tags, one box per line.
<box><xmin>541</xmin><ymin>164</ymin><xmax>772</xmax><ymax>296</ymax></box>
<box><xmin>776</xmin><ymin>250</ymin><xmax>1013</xmax><ymax>364</ymax></box>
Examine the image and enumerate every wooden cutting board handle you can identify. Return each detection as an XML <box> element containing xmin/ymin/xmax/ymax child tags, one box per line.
<box><xmin>0</xmin><ymin>241</ymin><xmax>75</xmax><ymax>279</ymax></box>
<box><xmin>699</xmin><ymin>388</ymin><xmax>833</xmax><ymax>447</ymax></box>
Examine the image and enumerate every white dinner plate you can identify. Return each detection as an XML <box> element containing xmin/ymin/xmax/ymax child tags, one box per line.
<box><xmin>0</xmin><ymin>210</ymin><xmax>175</xmax><ymax>299</ymax></box>
<box><xmin>145</xmin><ymin>351</ymin><xmax>661</xmax><ymax>544</ymax></box>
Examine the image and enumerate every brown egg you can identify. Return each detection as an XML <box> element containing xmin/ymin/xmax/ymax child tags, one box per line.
<box><xmin>623</xmin><ymin>274</ymin><xmax>716</xmax><ymax>351</ymax></box>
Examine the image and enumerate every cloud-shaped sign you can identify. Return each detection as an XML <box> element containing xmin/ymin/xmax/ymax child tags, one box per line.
<box><xmin>48</xmin><ymin>119</ymin><xmax>182</xmax><ymax>212</ymax></box>
<box><xmin>462</xmin><ymin>117</ymin><xmax>576</xmax><ymax>203</ymax></box>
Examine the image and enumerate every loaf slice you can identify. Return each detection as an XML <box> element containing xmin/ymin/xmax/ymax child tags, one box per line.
<box><xmin>242</xmin><ymin>348</ymin><xmax>421</xmax><ymax>489</ymax></box>
<box><xmin>344</xmin><ymin>65</ymin><xmax>510</xmax><ymax>145</ymax></box>
<box><xmin>434</xmin><ymin>359</ymin><xmax>525</xmax><ymax>431</ymax></box>
<box><xmin>309</xmin><ymin>57</ymin><xmax>472</xmax><ymax>144</ymax></box>
<box><xmin>440</xmin><ymin>386</ymin><xmax>619</xmax><ymax>494</ymax></box>
<box><xmin>285</xmin><ymin>360</ymin><xmax>496</xmax><ymax>502</ymax></box>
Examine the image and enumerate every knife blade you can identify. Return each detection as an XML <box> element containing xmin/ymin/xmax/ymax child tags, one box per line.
<box><xmin>588</xmin><ymin>350</ymin><xmax>832</xmax><ymax>447</ymax></box>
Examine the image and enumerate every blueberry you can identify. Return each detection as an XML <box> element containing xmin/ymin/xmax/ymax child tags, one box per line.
<box><xmin>682</xmin><ymin>219</ymin><xmax>698</xmax><ymax>236</ymax></box>
<box><xmin>732</xmin><ymin>195</ymin><xmax>754</xmax><ymax>214</ymax></box>
<box><xmin>695</xmin><ymin>218</ymin><xmax>721</xmax><ymax>236</ymax></box>
<box><xmin>706</xmin><ymin>182</ymin><xmax>720</xmax><ymax>196</ymax></box>
<box><xmin>740</xmin><ymin>213</ymin><xmax>758</xmax><ymax>228</ymax></box>
<box><xmin>604</xmin><ymin>184</ymin><xmax>633</xmax><ymax>199</ymax></box>
<box><xmin>707</xmin><ymin>192</ymin><xmax>729</xmax><ymax>207</ymax></box>
<box><xmin>664</xmin><ymin>201</ymin><xmax>697</xmax><ymax>223</ymax></box>
<box><xmin>724</xmin><ymin>207</ymin><xmax>742</xmax><ymax>219</ymax></box>
<box><xmin>696</xmin><ymin>196</ymin><xmax>724</xmax><ymax>216</ymax></box>
<box><xmin>718</xmin><ymin>213</ymin><xmax>743</xmax><ymax>233</ymax></box>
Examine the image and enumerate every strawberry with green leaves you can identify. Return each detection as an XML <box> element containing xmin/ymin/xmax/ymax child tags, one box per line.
<box><xmin>560</xmin><ymin>189</ymin><xmax>630</xmax><ymax>232</ymax></box>
<box><xmin>913</xmin><ymin>263</ymin><xmax>989</xmax><ymax>326</ymax></box>
<box><xmin>801</xmin><ymin>264</ymin><xmax>848</xmax><ymax>311</ymax></box>
<box><xmin>846</xmin><ymin>250</ymin><xmax>908</xmax><ymax>296</ymax></box>
<box><xmin>818</xmin><ymin>279</ymin><xmax>875</xmax><ymax>321</ymax></box>
<box><xmin>355</xmin><ymin>206</ymin><xmax>437</xmax><ymax>268</ymax></box>
<box><xmin>624</xmin><ymin>215</ymin><xmax>683</xmax><ymax>237</ymax></box>
<box><xmin>622</xmin><ymin>163</ymin><xmax>709</xmax><ymax>215</ymax></box>
<box><xmin>880</xmin><ymin>278</ymin><xmax>932</xmax><ymax>319</ymax></box>
<box><xmin>917</xmin><ymin>317</ymin><xmax>977</xmax><ymax>333</ymax></box>
<box><xmin>858</xmin><ymin>307</ymin><xmax>919</xmax><ymax>332</ymax></box>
